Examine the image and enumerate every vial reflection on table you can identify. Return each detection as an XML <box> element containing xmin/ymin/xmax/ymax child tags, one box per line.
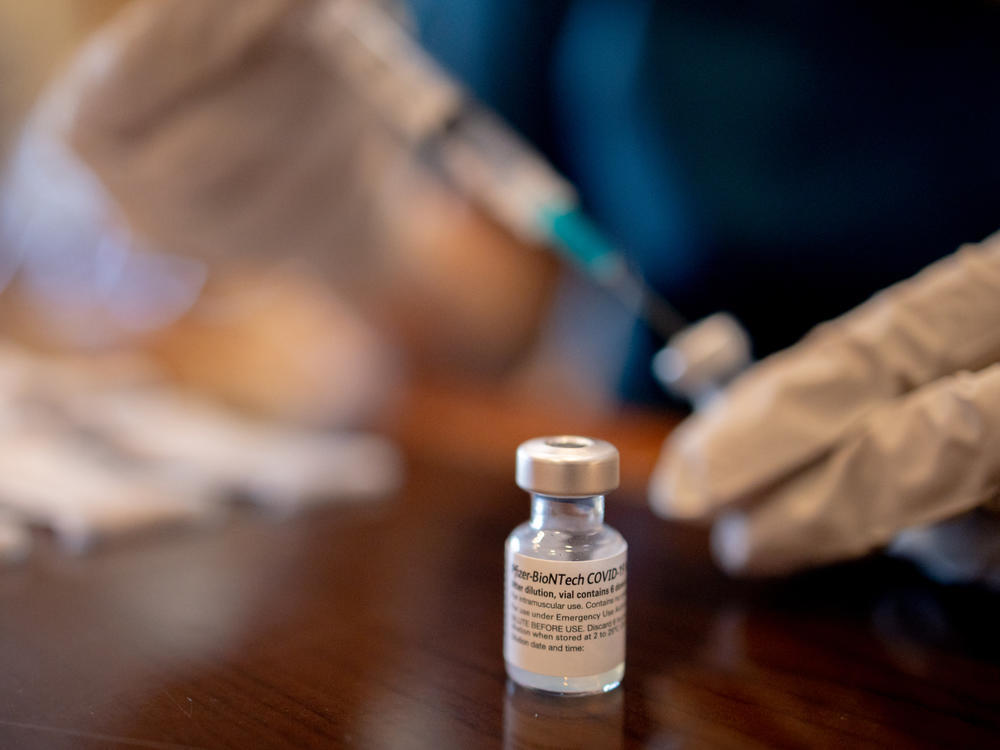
<box><xmin>503</xmin><ymin>680</ymin><xmax>624</xmax><ymax>750</ymax></box>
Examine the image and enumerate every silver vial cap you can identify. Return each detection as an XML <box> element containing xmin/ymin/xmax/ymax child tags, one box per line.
<box><xmin>516</xmin><ymin>436</ymin><xmax>619</xmax><ymax>497</ymax></box>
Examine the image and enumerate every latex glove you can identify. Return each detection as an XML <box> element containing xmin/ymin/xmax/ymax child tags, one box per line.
<box><xmin>66</xmin><ymin>0</ymin><xmax>397</xmax><ymax>268</ymax></box>
<box><xmin>650</xmin><ymin>231</ymin><xmax>1000</xmax><ymax>581</ymax></box>
<box><xmin>55</xmin><ymin>0</ymin><xmax>556</xmax><ymax>372</ymax></box>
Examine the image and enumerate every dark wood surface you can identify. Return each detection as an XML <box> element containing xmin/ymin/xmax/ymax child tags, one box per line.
<box><xmin>2</xmin><ymin>397</ymin><xmax>1000</xmax><ymax>749</ymax></box>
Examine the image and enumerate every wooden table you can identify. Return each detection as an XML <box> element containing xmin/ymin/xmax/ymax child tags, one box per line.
<box><xmin>2</xmin><ymin>389</ymin><xmax>999</xmax><ymax>749</ymax></box>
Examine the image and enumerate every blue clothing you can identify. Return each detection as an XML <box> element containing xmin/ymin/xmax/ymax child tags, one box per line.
<box><xmin>409</xmin><ymin>0</ymin><xmax>1000</xmax><ymax>401</ymax></box>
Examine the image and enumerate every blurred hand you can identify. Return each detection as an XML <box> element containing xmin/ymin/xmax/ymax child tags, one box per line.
<box><xmin>650</xmin><ymin>231</ymin><xmax>1000</xmax><ymax>584</ymax></box>
<box><xmin>2</xmin><ymin>0</ymin><xmax>556</xmax><ymax>397</ymax></box>
<box><xmin>68</xmin><ymin>0</ymin><xmax>390</xmax><ymax>268</ymax></box>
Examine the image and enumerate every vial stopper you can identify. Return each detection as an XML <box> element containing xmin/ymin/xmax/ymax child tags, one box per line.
<box><xmin>516</xmin><ymin>436</ymin><xmax>619</xmax><ymax>497</ymax></box>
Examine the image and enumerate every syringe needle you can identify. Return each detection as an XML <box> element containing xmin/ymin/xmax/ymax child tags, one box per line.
<box><xmin>541</xmin><ymin>205</ymin><xmax>687</xmax><ymax>340</ymax></box>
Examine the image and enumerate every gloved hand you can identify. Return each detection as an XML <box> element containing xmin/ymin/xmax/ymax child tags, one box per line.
<box><xmin>650</xmin><ymin>231</ymin><xmax>1000</xmax><ymax>584</ymax></box>
<box><xmin>2</xmin><ymin>0</ymin><xmax>556</xmax><ymax>382</ymax></box>
<box><xmin>56</xmin><ymin>0</ymin><xmax>555</xmax><ymax>371</ymax></box>
<box><xmin>67</xmin><ymin>0</ymin><xmax>393</xmax><ymax>267</ymax></box>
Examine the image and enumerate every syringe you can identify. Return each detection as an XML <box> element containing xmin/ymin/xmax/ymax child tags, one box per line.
<box><xmin>304</xmin><ymin>0</ymin><xmax>687</xmax><ymax>340</ymax></box>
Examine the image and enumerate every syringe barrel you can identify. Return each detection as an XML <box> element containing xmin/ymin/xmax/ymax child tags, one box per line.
<box><xmin>428</xmin><ymin>108</ymin><xmax>577</xmax><ymax>244</ymax></box>
<box><xmin>306</xmin><ymin>0</ymin><xmax>464</xmax><ymax>142</ymax></box>
<box><xmin>306</xmin><ymin>0</ymin><xmax>576</xmax><ymax>243</ymax></box>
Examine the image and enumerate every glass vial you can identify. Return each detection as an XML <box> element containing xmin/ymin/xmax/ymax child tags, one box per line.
<box><xmin>504</xmin><ymin>436</ymin><xmax>627</xmax><ymax>695</ymax></box>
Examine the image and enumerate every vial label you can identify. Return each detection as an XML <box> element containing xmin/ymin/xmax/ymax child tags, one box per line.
<box><xmin>504</xmin><ymin>550</ymin><xmax>626</xmax><ymax>677</ymax></box>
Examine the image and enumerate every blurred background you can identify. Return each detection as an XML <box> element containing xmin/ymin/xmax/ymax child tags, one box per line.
<box><xmin>0</xmin><ymin>0</ymin><xmax>998</xmax><ymax>560</ymax></box>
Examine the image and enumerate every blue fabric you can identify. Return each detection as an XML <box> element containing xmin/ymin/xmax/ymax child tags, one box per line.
<box><xmin>408</xmin><ymin>0</ymin><xmax>1000</xmax><ymax>402</ymax></box>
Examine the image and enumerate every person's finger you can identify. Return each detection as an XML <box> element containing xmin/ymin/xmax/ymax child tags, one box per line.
<box><xmin>708</xmin><ymin>363</ymin><xmax>1000</xmax><ymax>576</ymax></box>
<box><xmin>650</xmin><ymin>231</ymin><xmax>1000</xmax><ymax>520</ymax></box>
<box><xmin>650</xmin><ymin>337</ymin><xmax>887</xmax><ymax>520</ymax></box>
<box><xmin>68</xmin><ymin>0</ymin><xmax>393</xmax><ymax>264</ymax></box>
<box><xmin>71</xmin><ymin>0</ymin><xmax>301</xmax><ymax>134</ymax></box>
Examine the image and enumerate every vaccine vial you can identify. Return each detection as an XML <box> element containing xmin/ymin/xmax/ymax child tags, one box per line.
<box><xmin>504</xmin><ymin>436</ymin><xmax>627</xmax><ymax>694</ymax></box>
